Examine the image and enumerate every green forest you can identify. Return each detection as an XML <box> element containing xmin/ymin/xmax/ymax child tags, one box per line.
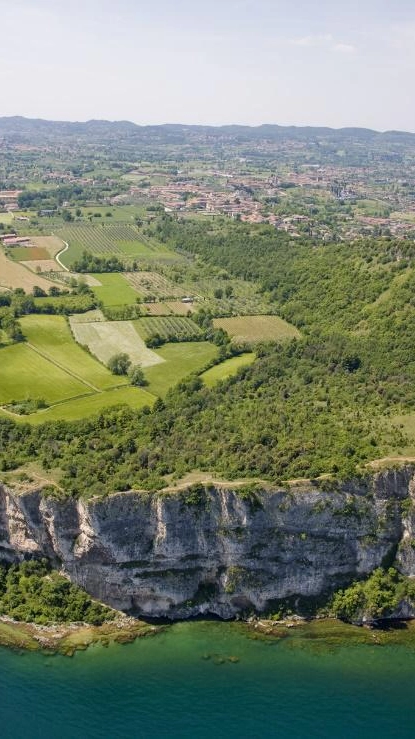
<box><xmin>1</xmin><ymin>217</ymin><xmax>415</xmax><ymax>496</ymax></box>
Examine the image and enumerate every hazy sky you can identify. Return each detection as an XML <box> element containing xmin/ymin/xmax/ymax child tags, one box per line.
<box><xmin>1</xmin><ymin>0</ymin><xmax>414</xmax><ymax>130</ymax></box>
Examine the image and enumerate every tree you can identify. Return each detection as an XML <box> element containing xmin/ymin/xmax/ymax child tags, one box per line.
<box><xmin>129</xmin><ymin>365</ymin><xmax>147</xmax><ymax>387</ymax></box>
<box><xmin>108</xmin><ymin>353</ymin><xmax>131</xmax><ymax>375</ymax></box>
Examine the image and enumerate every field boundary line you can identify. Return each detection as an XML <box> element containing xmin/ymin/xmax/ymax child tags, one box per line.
<box><xmin>26</xmin><ymin>342</ymin><xmax>102</xmax><ymax>393</ymax></box>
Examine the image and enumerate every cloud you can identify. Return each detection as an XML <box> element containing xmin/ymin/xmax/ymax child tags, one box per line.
<box><xmin>289</xmin><ymin>34</ymin><xmax>356</xmax><ymax>53</ymax></box>
<box><xmin>333</xmin><ymin>43</ymin><xmax>356</xmax><ymax>54</ymax></box>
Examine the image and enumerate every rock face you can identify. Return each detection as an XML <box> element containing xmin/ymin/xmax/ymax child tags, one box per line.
<box><xmin>1</xmin><ymin>468</ymin><xmax>415</xmax><ymax>619</ymax></box>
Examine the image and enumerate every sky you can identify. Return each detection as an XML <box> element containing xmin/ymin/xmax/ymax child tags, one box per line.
<box><xmin>0</xmin><ymin>0</ymin><xmax>414</xmax><ymax>131</ymax></box>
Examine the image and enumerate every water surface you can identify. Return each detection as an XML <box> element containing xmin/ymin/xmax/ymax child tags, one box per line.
<box><xmin>1</xmin><ymin>621</ymin><xmax>414</xmax><ymax>738</ymax></box>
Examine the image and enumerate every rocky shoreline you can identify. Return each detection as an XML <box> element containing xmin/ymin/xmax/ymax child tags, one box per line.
<box><xmin>0</xmin><ymin>615</ymin><xmax>164</xmax><ymax>656</ymax></box>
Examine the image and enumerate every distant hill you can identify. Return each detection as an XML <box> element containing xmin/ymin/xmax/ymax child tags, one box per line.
<box><xmin>1</xmin><ymin>116</ymin><xmax>415</xmax><ymax>146</ymax></box>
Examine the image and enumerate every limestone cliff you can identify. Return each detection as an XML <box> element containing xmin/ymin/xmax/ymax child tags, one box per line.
<box><xmin>1</xmin><ymin>468</ymin><xmax>415</xmax><ymax>619</ymax></box>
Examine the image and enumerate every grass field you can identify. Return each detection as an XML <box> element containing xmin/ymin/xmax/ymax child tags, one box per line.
<box><xmin>90</xmin><ymin>273</ymin><xmax>140</xmax><ymax>306</ymax></box>
<box><xmin>213</xmin><ymin>315</ymin><xmax>301</xmax><ymax>344</ymax></box>
<box><xmin>19</xmin><ymin>386</ymin><xmax>156</xmax><ymax>424</ymax></box>
<box><xmin>70</xmin><ymin>319</ymin><xmax>164</xmax><ymax>367</ymax></box>
<box><xmin>21</xmin><ymin>315</ymin><xmax>125</xmax><ymax>390</ymax></box>
<box><xmin>201</xmin><ymin>353</ymin><xmax>256</xmax><ymax>387</ymax></box>
<box><xmin>31</xmin><ymin>235</ymin><xmax>64</xmax><ymax>257</ymax></box>
<box><xmin>144</xmin><ymin>342</ymin><xmax>218</xmax><ymax>396</ymax></box>
<box><xmin>133</xmin><ymin>316</ymin><xmax>203</xmax><ymax>342</ymax></box>
<box><xmin>0</xmin><ymin>343</ymin><xmax>90</xmax><ymax>404</ymax></box>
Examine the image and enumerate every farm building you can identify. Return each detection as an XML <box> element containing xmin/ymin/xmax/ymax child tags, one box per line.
<box><xmin>3</xmin><ymin>236</ymin><xmax>31</xmax><ymax>246</ymax></box>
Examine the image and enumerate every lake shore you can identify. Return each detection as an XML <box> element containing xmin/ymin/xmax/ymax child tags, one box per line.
<box><xmin>2</xmin><ymin>613</ymin><xmax>415</xmax><ymax>656</ymax></box>
<box><xmin>0</xmin><ymin>615</ymin><xmax>165</xmax><ymax>656</ymax></box>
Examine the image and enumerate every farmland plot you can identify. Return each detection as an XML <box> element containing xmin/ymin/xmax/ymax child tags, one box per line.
<box><xmin>124</xmin><ymin>271</ymin><xmax>184</xmax><ymax>299</ymax></box>
<box><xmin>213</xmin><ymin>315</ymin><xmax>301</xmax><ymax>344</ymax></box>
<box><xmin>144</xmin><ymin>342</ymin><xmax>218</xmax><ymax>397</ymax></box>
<box><xmin>0</xmin><ymin>248</ymin><xmax>54</xmax><ymax>292</ymax></box>
<box><xmin>71</xmin><ymin>320</ymin><xmax>164</xmax><ymax>367</ymax></box>
<box><xmin>90</xmin><ymin>273</ymin><xmax>140</xmax><ymax>306</ymax></box>
<box><xmin>133</xmin><ymin>316</ymin><xmax>203</xmax><ymax>342</ymax></box>
<box><xmin>0</xmin><ymin>343</ymin><xmax>90</xmax><ymax>405</ymax></box>
<box><xmin>21</xmin><ymin>315</ymin><xmax>125</xmax><ymax>390</ymax></box>
<box><xmin>56</xmin><ymin>224</ymin><xmax>176</xmax><ymax>267</ymax></box>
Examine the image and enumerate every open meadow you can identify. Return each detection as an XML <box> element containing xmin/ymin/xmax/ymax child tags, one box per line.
<box><xmin>213</xmin><ymin>315</ymin><xmax>301</xmax><ymax>344</ymax></box>
<box><xmin>21</xmin><ymin>315</ymin><xmax>126</xmax><ymax>390</ymax></box>
<box><xmin>201</xmin><ymin>353</ymin><xmax>256</xmax><ymax>387</ymax></box>
<box><xmin>144</xmin><ymin>342</ymin><xmax>218</xmax><ymax>396</ymax></box>
<box><xmin>0</xmin><ymin>343</ymin><xmax>91</xmax><ymax>405</ymax></box>
<box><xmin>89</xmin><ymin>273</ymin><xmax>139</xmax><ymax>307</ymax></box>
<box><xmin>18</xmin><ymin>386</ymin><xmax>156</xmax><ymax>425</ymax></box>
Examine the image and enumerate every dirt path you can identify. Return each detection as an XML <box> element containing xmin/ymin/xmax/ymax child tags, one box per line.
<box><xmin>54</xmin><ymin>239</ymin><xmax>70</xmax><ymax>271</ymax></box>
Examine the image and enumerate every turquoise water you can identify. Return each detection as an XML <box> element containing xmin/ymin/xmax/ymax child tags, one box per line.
<box><xmin>1</xmin><ymin>621</ymin><xmax>415</xmax><ymax>738</ymax></box>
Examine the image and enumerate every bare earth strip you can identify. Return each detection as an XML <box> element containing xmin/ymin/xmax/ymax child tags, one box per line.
<box><xmin>0</xmin><ymin>248</ymin><xmax>54</xmax><ymax>292</ymax></box>
<box><xmin>70</xmin><ymin>319</ymin><xmax>165</xmax><ymax>367</ymax></box>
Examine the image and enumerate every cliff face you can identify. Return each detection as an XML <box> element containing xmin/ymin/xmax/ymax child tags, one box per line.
<box><xmin>1</xmin><ymin>468</ymin><xmax>415</xmax><ymax>619</ymax></box>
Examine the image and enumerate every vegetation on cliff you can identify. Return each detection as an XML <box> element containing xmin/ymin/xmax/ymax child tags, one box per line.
<box><xmin>331</xmin><ymin>568</ymin><xmax>415</xmax><ymax>623</ymax></box>
<box><xmin>0</xmin><ymin>559</ymin><xmax>112</xmax><ymax>625</ymax></box>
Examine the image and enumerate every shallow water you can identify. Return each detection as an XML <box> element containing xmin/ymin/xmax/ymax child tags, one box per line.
<box><xmin>1</xmin><ymin>621</ymin><xmax>414</xmax><ymax>738</ymax></box>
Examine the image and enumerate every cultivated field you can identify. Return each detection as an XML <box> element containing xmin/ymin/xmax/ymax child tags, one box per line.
<box><xmin>20</xmin><ymin>386</ymin><xmax>156</xmax><ymax>425</ymax></box>
<box><xmin>0</xmin><ymin>248</ymin><xmax>54</xmax><ymax>292</ymax></box>
<box><xmin>21</xmin><ymin>259</ymin><xmax>61</xmax><ymax>273</ymax></box>
<box><xmin>31</xmin><ymin>235</ymin><xmax>64</xmax><ymax>257</ymax></box>
<box><xmin>164</xmin><ymin>301</ymin><xmax>196</xmax><ymax>315</ymax></box>
<box><xmin>133</xmin><ymin>316</ymin><xmax>203</xmax><ymax>342</ymax></box>
<box><xmin>142</xmin><ymin>302</ymin><xmax>174</xmax><ymax>316</ymax></box>
<box><xmin>144</xmin><ymin>342</ymin><xmax>218</xmax><ymax>396</ymax></box>
<box><xmin>213</xmin><ymin>315</ymin><xmax>301</xmax><ymax>344</ymax></box>
<box><xmin>90</xmin><ymin>273</ymin><xmax>140</xmax><ymax>306</ymax></box>
<box><xmin>56</xmin><ymin>224</ymin><xmax>175</xmax><ymax>267</ymax></box>
<box><xmin>201</xmin><ymin>353</ymin><xmax>256</xmax><ymax>387</ymax></box>
<box><xmin>124</xmin><ymin>271</ymin><xmax>184</xmax><ymax>299</ymax></box>
<box><xmin>70</xmin><ymin>319</ymin><xmax>164</xmax><ymax>367</ymax></box>
<box><xmin>69</xmin><ymin>309</ymin><xmax>106</xmax><ymax>323</ymax></box>
<box><xmin>21</xmin><ymin>315</ymin><xmax>124</xmax><ymax>391</ymax></box>
<box><xmin>0</xmin><ymin>343</ymin><xmax>90</xmax><ymax>405</ymax></box>
<box><xmin>8</xmin><ymin>247</ymin><xmax>50</xmax><ymax>261</ymax></box>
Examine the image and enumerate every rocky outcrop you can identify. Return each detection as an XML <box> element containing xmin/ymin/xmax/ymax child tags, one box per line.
<box><xmin>1</xmin><ymin>468</ymin><xmax>415</xmax><ymax>619</ymax></box>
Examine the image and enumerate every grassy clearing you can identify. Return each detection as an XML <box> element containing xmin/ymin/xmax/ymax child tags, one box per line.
<box><xmin>0</xmin><ymin>343</ymin><xmax>90</xmax><ymax>404</ymax></box>
<box><xmin>201</xmin><ymin>353</ymin><xmax>256</xmax><ymax>387</ymax></box>
<box><xmin>133</xmin><ymin>316</ymin><xmax>202</xmax><ymax>342</ymax></box>
<box><xmin>17</xmin><ymin>386</ymin><xmax>156</xmax><ymax>424</ymax></box>
<box><xmin>21</xmin><ymin>315</ymin><xmax>124</xmax><ymax>390</ymax></box>
<box><xmin>31</xmin><ymin>235</ymin><xmax>64</xmax><ymax>257</ymax></box>
<box><xmin>213</xmin><ymin>315</ymin><xmax>301</xmax><ymax>344</ymax></box>
<box><xmin>144</xmin><ymin>342</ymin><xmax>218</xmax><ymax>396</ymax></box>
<box><xmin>164</xmin><ymin>301</ymin><xmax>196</xmax><ymax>315</ymax></box>
<box><xmin>90</xmin><ymin>272</ymin><xmax>140</xmax><ymax>307</ymax></box>
<box><xmin>70</xmin><ymin>319</ymin><xmax>164</xmax><ymax>367</ymax></box>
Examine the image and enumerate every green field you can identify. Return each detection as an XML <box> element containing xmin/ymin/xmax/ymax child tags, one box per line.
<box><xmin>90</xmin><ymin>273</ymin><xmax>140</xmax><ymax>307</ymax></box>
<box><xmin>14</xmin><ymin>386</ymin><xmax>156</xmax><ymax>425</ymax></box>
<box><xmin>213</xmin><ymin>315</ymin><xmax>301</xmax><ymax>344</ymax></box>
<box><xmin>57</xmin><ymin>223</ymin><xmax>177</xmax><ymax>267</ymax></box>
<box><xmin>201</xmin><ymin>353</ymin><xmax>256</xmax><ymax>387</ymax></box>
<box><xmin>144</xmin><ymin>342</ymin><xmax>218</xmax><ymax>396</ymax></box>
<box><xmin>0</xmin><ymin>343</ymin><xmax>90</xmax><ymax>404</ymax></box>
<box><xmin>133</xmin><ymin>316</ymin><xmax>203</xmax><ymax>342</ymax></box>
<box><xmin>20</xmin><ymin>315</ymin><xmax>126</xmax><ymax>390</ymax></box>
